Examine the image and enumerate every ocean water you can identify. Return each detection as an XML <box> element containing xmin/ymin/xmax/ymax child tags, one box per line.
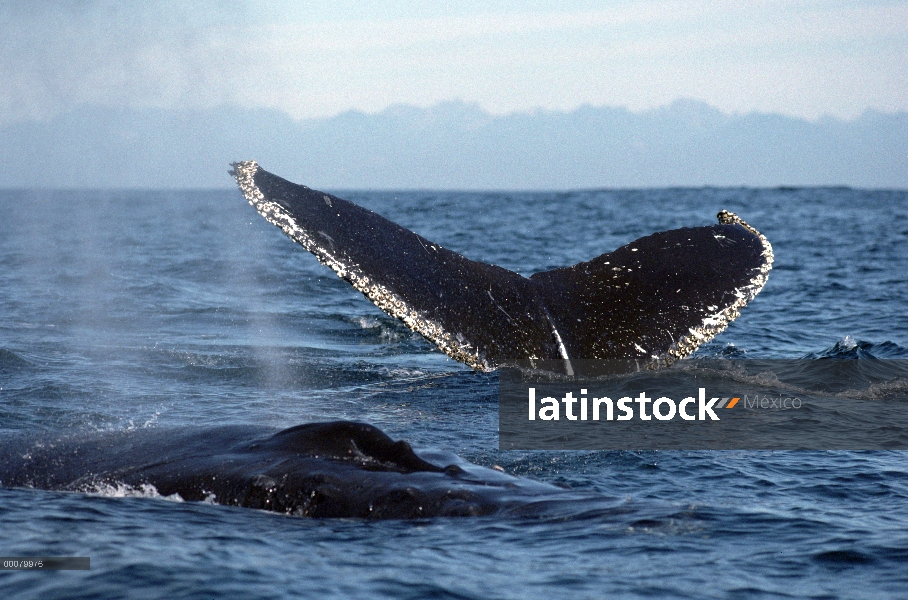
<box><xmin>1</xmin><ymin>186</ymin><xmax>907</xmax><ymax>599</ymax></box>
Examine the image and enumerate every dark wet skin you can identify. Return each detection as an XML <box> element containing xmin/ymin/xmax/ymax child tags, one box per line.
<box><xmin>0</xmin><ymin>421</ymin><xmax>600</xmax><ymax>519</ymax></box>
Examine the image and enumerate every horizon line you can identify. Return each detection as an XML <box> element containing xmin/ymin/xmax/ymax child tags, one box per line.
<box><xmin>4</xmin><ymin>184</ymin><xmax>903</xmax><ymax>194</ymax></box>
<box><xmin>4</xmin><ymin>97</ymin><xmax>906</xmax><ymax>129</ymax></box>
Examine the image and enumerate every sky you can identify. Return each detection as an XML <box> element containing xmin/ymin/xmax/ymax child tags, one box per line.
<box><xmin>1</xmin><ymin>0</ymin><xmax>906</xmax><ymax>127</ymax></box>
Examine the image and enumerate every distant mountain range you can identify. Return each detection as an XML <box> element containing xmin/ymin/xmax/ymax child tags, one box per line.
<box><xmin>1</xmin><ymin>100</ymin><xmax>905</xmax><ymax>189</ymax></box>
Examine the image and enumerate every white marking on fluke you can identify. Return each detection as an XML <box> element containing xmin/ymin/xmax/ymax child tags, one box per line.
<box><xmin>664</xmin><ymin>210</ymin><xmax>774</xmax><ymax>362</ymax></box>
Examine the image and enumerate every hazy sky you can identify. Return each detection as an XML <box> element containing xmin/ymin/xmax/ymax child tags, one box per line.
<box><xmin>2</xmin><ymin>1</ymin><xmax>906</xmax><ymax>126</ymax></box>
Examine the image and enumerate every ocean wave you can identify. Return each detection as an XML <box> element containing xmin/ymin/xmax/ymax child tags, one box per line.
<box><xmin>804</xmin><ymin>336</ymin><xmax>908</xmax><ymax>359</ymax></box>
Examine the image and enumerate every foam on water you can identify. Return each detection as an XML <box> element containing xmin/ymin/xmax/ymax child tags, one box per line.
<box><xmin>80</xmin><ymin>481</ymin><xmax>185</xmax><ymax>503</ymax></box>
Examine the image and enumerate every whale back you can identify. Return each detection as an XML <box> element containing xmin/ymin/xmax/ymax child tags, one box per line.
<box><xmin>259</xmin><ymin>421</ymin><xmax>445</xmax><ymax>473</ymax></box>
<box><xmin>0</xmin><ymin>423</ymin><xmax>577</xmax><ymax>518</ymax></box>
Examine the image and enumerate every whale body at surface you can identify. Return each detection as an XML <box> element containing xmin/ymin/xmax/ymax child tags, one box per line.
<box><xmin>0</xmin><ymin>422</ymin><xmax>599</xmax><ymax>519</ymax></box>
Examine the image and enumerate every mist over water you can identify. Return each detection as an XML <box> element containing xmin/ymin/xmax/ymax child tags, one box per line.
<box><xmin>1</xmin><ymin>187</ymin><xmax>908</xmax><ymax>598</ymax></box>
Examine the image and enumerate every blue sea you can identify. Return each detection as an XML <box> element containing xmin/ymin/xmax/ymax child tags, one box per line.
<box><xmin>1</xmin><ymin>186</ymin><xmax>907</xmax><ymax>599</ymax></box>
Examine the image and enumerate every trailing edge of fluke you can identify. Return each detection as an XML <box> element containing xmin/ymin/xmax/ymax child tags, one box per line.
<box><xmin>230</xmin><ymin>161</ymin><xmax>773</xmax><ymax>372</ymax></box>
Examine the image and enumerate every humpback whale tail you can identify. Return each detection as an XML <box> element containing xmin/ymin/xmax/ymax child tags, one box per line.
<box><xmin>230</xmin><ymin>161</ymin><xmax>772</xmax><ymax>371</ymax></box>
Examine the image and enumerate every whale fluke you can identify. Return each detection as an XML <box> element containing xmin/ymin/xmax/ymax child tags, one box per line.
<box><xmin>230</xmin><ymin>161</ymin><xmax>772</xmax><ymax>371</ymax></box>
